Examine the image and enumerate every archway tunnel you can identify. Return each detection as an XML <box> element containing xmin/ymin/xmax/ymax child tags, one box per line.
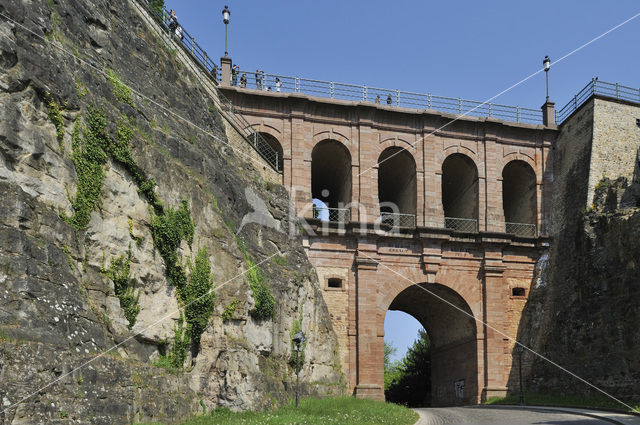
<box><xmin>311</xmin><ymin>140</ymin><xmax>352</xmax><ymax>208</ymax></box>
<box><xmin>385</xmin><ymin>283</ymin><xmax>478</xmax><ymax>406</ymax></box>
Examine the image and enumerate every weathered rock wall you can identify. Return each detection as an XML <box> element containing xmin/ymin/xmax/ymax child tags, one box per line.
<box><xmin>0</xmin><ymin>0</ymin><xmax>342</xmax><ymax>424</ymax></box>
<box><xmin>517</xmin><ymin>97</ymin><xmax>640</xmax><ymax>403</ymax></box>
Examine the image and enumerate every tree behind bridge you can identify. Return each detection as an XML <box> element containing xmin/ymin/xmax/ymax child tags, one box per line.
<box><xmin>385</xmin><ymin>329</ymin><xmax>432</xmax><ymax>407</ymax></box>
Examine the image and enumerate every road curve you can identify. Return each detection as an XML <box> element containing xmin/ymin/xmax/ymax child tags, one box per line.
<box><xmin>414</xmin><ymin>406</ymin><xmax>614</xmax><ymax>425</ymax></box>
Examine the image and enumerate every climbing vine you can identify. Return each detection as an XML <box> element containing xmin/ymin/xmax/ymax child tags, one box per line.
<box><xmin>245</xmin><ymin>256</ymin><xmax>275</xmax><ymax>320</ymax></box>
<box><xmin>66</xmin><ymin>106</ymin><xmax>109</xmax><ymax>230</ymax></box>
<box><xmin>45</xmin><ymin>92</ymin><xmax>65</xmax><ymax>148</ymax></box>
<box><xmin>102</xmin><ymin>248</ymin><xmax>140</xmax><ymax>329</ymax></box>
<box><xmin>182</xmin><ymin>247</ymin><xmax>215</xmax><ymax>348</ymax></box>
<box><xmin>106</xmin><ymin>69</ymin><xmax>135</xmax><ymax>107</ymax></box>
<box><xmin>149</xmin><ymin>199</ymin><xmax>194</xmax><ymax>291</ymax></box>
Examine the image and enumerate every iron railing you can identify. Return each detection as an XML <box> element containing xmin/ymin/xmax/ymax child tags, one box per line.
<box><xmin>505</xmin><ymin>222</ymin><xmax>537</xmax><ymax>238</ymax></box>
<box><xmin>136</xmin><ymin>0</ymin><xmax>281</xmax><ymax>171</ymax></box>
<box><xmin>313</xmin><ymin>205</ymin><xmax>351</xmax><ymax>223</ymax></box>
<box><xmin>444</xmin><ymin>217</ymin><xmax>478</xmax><ymax>233</ymax></box>
<box><xmin>556</xmin><ymin>79</ymin><xmax>640</xmax><ymax>123</ymax></box>
<box><xmin>236</xmin><ymin>70</ymin><xmax>543</xmax><ymax>124</ymax></box>
<box><xmin>380</xmin><ymin>212</ymin><xmax>417</xmax><ymax>228</ymax></box>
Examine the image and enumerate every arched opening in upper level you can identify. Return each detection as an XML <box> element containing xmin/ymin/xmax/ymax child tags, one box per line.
<box><xmin>256</xmin><ymin>132</ymin><xmax>284</xmax><ymax>171</ymax></box>
<box><xmin>442</xmin><ymin>154</ymin><xmax>478</xmax><ymax>231</ymax></box>
<box><xmin>378</xmin><ymin>147</ymin><xmax>417</xmax><ymax>226</ymax></box>
<box><xmin>385</xmin><ymin>283</ymin><xmax>478</xmax><ymax>406</ymax></box>
<box><xmin>502</xmin><ymin>160</ymin><xmax>537</xmax><ymax>236</ymax></box>
<box><xmin>311</xmin><ymin>140</ymin><xmax>352</xmax><ymax>209</ymax></box>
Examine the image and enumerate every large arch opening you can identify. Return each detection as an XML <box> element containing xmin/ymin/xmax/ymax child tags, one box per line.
<box><xmin>442</xmin><ymin>154</ymin><xmax>479</xmax><ymax>231</ymax></box>
<box><xmin>311</xmin><ymin>140</ymin><xmax>352</xmax><ymax>208</ymax></box>
<box><xmin>378</xmin><ymin>147</ymin><xmax>417</xmax><ymax>226</ymax></box>
<box><xmin>385</xmin><ymin>283</ymin><xmax>478</xmax><ymax>406</ymax></box>
<box><xmin>502</xmin><ymin>160</ymin><xmax>537</xmax><ymax>235</ymax></box>
<box><xmin>256</xmin><ymin>132</ymin><xmax>284</xmax><ymax>171</ymax></box>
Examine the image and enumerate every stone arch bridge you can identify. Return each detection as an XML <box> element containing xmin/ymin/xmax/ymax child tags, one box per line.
<box><xmin>222</xmin><ymin>85</ymin><xmax>556</xmax><ymax>405</ymax></box>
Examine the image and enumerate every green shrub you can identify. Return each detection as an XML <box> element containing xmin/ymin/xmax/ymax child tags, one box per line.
<box><xmin>148</xmin><ymin>0</ymin><xmax>165</xmax><ymax>17</ymax></box>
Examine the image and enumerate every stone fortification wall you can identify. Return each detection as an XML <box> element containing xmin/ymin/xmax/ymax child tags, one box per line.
<box><xmin>0</xmin><ymin>0</ymin><xmax>340</xmax><ymax>423</ymax></box>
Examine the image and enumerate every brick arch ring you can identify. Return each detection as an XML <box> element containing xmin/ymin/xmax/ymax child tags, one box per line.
<box><xmin>375</xmin><ymin>278</ymin><xmax>483</xmax><ymax>337</ymax></box>
<box><xmin>434</xmin><ymin>147</ymin><xmax>482</xmax><ymax>176</ymax></box>
<box><xmin>498</xmin><ymin>153</ymin><xmax>540</xmax><ymax>184</ymax></box>
<box><xmin>375</xmin><ymin>139</ymin><xmax>421</xmax><ymax>171</ymax></box>
<box><xmin>306</xmin><ymin>130</ymin><xmax>357</xmax><ymax>164</ymax></box>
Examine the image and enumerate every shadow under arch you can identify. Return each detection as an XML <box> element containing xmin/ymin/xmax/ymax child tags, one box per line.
<box><xmin>378</xmin><ymin>146</ymin><xmax>417</xmax><ymax>215</ymax></box>
<box><xmin>442</xmin><ymin>153</ymin><xmax>479</xmax><ymax>222</ymax></box>
<box><xmin>256</xmin><ymin>131</ymin><xmax>284</xmax><ymax>171</ymax></box>
<box><xmin>312</xmin><ymin>139</ymin><xmax>352</xmax><ymax>208</ymax></box>
<box><xmin>386</xmin><ymin>282</ymin><xmax>478</xmax><ymax>406</ymax></box>
<box><xmin>502</xmin><ymin>160</ymin><xmax>537</xmax><ymax>226</ymax></box>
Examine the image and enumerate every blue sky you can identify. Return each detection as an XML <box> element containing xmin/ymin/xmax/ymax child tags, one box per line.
<box><xmin>164</xmin><ymin>0</ymin><xmax>640</xmax><ymax>361</ymax></box>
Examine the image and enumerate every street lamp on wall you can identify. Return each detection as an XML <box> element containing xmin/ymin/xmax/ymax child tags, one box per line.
<box><xmin>222</xmin><ymin>5</ymin><xmax>230</xmax><ymax>57</ymax></box>
<box><xmin>293</xmin><ymin>331</ymin><xmax>306</xmax><ymax>408</ymax></box>
<box><xmin>543</xmin><ymin>55</ymin><xmax>551</xmax><ymax>101</ymax></box>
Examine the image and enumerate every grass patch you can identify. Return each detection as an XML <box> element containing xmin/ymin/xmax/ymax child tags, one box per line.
<box><xmin>138</xmin><ymin>397</ymin><xmax>418</xmax><ymax>425</ymax></box>
<box><xmin>484</xmin><ymin>391</ymin><xmax>640</xmax><ymax>413</ymax></box>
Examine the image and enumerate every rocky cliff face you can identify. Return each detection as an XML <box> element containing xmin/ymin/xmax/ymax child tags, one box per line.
<box><xmin>0</xmin><ymin>0</ymin><xmax>341</xmax><ymax>424</ymax></box>
<box><xmin>519</xmin><ymin>177</ymin><xmax>640</xmax><ymax>402</ymax></box>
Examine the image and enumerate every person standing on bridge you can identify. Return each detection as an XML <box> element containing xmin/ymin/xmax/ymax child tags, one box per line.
<box><xmin>255</xmin><ymin>70</ymin><xmax>262</xmax><ymax>90</ymax></box>
<box><xmin>387</xmin><ymin>94</ymin><xmax>392</xmax><ymax>105</ymax></box>
<box><xmin>240</xmin><ymin>73</ymin><xmax>247</xmax><ymax>88</ymax></box>
<box><xmin>231</xmin><ymin>64</ymin><xmax>239</xmax><ymax>86</ymax></box>
<box><xmin>375</xmin><ymin>95</ymin><xmax>380</xmax><ymax>104</ymax></box>
<box><xmin>275</xmin><ymin>77</ymin><xmax>282</xmax><ymax>92</ymax></box>
<box><xmin>168</xmin><ymin>10</ymin><xmax>178</xmax><ymax>33</ymax></box>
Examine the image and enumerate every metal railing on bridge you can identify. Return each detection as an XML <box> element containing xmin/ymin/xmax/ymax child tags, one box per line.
<box><xmin>556</xmin><ymin>79</ymin><xmax>640</xmax><ymax>123</ymax></box>
<box><xmin>312</xmin><ymin>205</ymin><xmax>351</xmax><ymax>223</ymax></box>
<box><xmin>444</xmin><ymin>217</ymin><xmax>478</xmax><ymax>233</ymax></box>
<box><xmin>380</xmin><ymin>212</ymin><xmax>417</xmax><ymax>228</ymax></box>
<box><xmin>136</xmin><ymin>0</ymin><xmax>281</xmax><ymax>171</ymax></box>
<box><xmin>505</xmin><ymin>222</ymin><xmax>537</xmax><ymax>238</ymax></box>
<box><xmin>237</xmin><ymin>70</ymin><xmax>543</xmax><ymax>125</ymax></box>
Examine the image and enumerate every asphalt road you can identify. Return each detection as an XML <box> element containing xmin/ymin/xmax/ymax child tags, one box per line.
<box><xmin>414</xmin><ymin>406</ymin><xmax>614</xmax><ymax>425</ymax></box>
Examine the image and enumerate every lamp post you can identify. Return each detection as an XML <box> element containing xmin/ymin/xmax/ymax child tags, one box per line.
<box><xmin>222</xmin><ymin>5</ymin><xmax>230</xmax><ymax>57</ymax></box>
<box><xmin>292</xmin><ymin>331</ymin><xmax>306</xmax><ymax>408</ymax></box>
<box><xmin>517</xmin><ymin>344</ymin><xmax>525</xmax><ymax>406</ymax></box>
<box><xmin>543</xmin><ymin>55</ymin><xmax>551</xmax><ymax>101</ymax></box>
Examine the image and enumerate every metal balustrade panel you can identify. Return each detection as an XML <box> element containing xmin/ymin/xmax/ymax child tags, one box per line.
<box><xmin>444</xmin><ymin>217</ymin><xmax>478</xmax><ymax>233</ymax></box>
<box><xmin>505</xmin><ymin>222</ymin><xmax>537</xmax><ymax>238</ymax></box>
<box><xmin>313</xmin><ymin>206</ymin><xmax>350</xmax><ymax>223</ymax></box>
<box><xmin>380</xmin><ymin>212</ymin><xmax>417</xmax><ymax>228</ymax></box>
